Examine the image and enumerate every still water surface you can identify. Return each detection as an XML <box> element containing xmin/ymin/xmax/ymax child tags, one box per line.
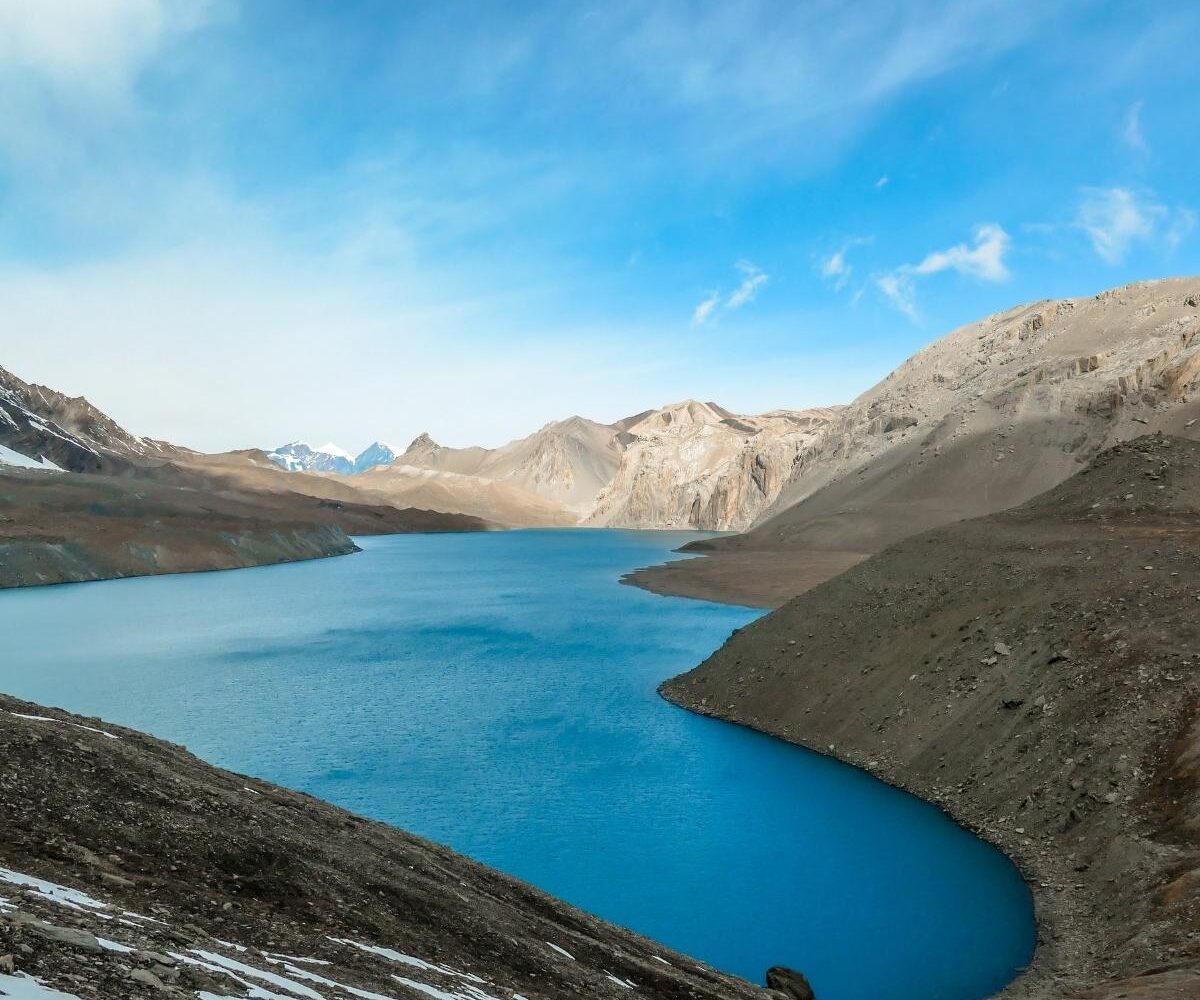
<box><xmin>0</xmin><ymin>530</ymin><xmax>1034</xmax><ymax>998</ymax></box>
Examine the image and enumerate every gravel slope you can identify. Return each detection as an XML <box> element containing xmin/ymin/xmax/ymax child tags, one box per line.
<box><xmin>661</xmin><ymin>435</ymin><xmax>1200</xmax><ymax>999</ymax></box>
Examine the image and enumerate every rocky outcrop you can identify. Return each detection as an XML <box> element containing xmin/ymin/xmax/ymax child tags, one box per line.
<box><xmin>0</xmin><ymin>694</ymin><xmax>773</xmax><ymax>1000</ymax></box>
<box><xmin>631</xmin><ymin>278</ymin><xmax>1200</xmax><ymax>606</ymax></box>
<box><xmin>660</xmin><ymin>436</ymin><xmax>1200</xmax><ymax>999</ymax></box>
<box><xmin>586</xmin><ymin>402</ymin><xmax>838</xmax><ymax>531</ymax></box>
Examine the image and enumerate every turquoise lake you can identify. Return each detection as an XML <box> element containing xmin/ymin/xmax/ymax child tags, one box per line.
<box><xmin>0</xmin><ymin>529</ymin><xmax>1035</xmax><ymax>998</ymax></box>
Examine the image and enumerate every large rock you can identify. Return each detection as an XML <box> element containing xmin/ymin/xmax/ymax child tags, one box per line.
<box><xmin>766</xmin><ymin>965</ymin><xmax>815</xmax><ymax>999</ymax></box>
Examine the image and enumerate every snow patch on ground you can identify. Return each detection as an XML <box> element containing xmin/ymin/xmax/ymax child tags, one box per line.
<box><xmin>0</xmin><ymin>444</ymin><xmax>61</xmax><ymax>472</ymax></box>
<box><xmin>0</xmin><ymin>869</ymin><xmax>109</xmax><ymax>913</ymax></box>
<box><xmin>9</xmin><ymin>713</ymin><xmax>119</xmax><ymax>740</ymax></box>
<box><xmin>545</xmin><ymin>942</ymin><xmax>574</xmax><ymax>960</ymax></box>
<box><xmin>0</xmin><ymin>973</ymin><xmax>84</xmax><ymax>999</ymax></box>
<box><xmin>95</xmin><ymin>937</ymin><xmax>134</xmax><ymax>954</ymax></box>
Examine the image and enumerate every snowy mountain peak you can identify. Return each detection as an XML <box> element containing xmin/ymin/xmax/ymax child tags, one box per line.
<box><xmin>265</xmin><ymin>441</ymin><xmax>355</xmax><ymax>475</ymax></box>
<box><xmin>353</xmin><ymin>441</ymin><xmax>401</xmax><ymax>473</ymax></box>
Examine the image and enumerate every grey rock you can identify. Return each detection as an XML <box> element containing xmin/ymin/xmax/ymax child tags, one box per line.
<box><xmin>766</xmin><ymin>966</ymin><xmax>815</xmax><ymax>1000</ymax></box>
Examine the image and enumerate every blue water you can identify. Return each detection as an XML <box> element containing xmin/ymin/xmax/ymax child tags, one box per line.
<box><xmin>0</xmin><ymin>530</ymin><xmax>1034</xmax><ymax>998</ymax></box>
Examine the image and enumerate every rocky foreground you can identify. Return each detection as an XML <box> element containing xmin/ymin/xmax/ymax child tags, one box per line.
<box><xmin>661</xmin><ymin>435</ymin><xmax>1200</xmax><ymax>999</ymax></box>
<box><xmin>0</xmin><ymin>693</ymin><xmax>785</xmax><ymax>1000</ymax></box>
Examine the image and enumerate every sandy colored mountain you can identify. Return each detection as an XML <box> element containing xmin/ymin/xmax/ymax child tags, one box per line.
<box><xmin>394</xmin><ymin>415</ymin><xmax>624</xmax><ymax>513</ymax></box>
<box><xmin>314</xmin><ymin>403</ymin><xmax>839</xmax><ymax>530</ymax></box>
<box><xmin>630</xmin><ymin>277</ymin><xmax>1200</xmax><ymax>606</ymax></box>
<box><xmin>586</xmin><ymin>400</ymin><xmax>838</xmax><ymax>530</ymax></box>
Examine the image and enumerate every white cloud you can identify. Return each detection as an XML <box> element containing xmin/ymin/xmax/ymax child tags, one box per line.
<box><xmin>0</xmin><ymin>0</ymin><xmax>215</xmax><ymax>100</ymax></box>
<box><xmin>1076</xmin><ymin>187</ymin><xmax>1181</xmax><ymax>263</ymax></box>
<box><xmin>876</xmin><ymin>273</ymin><xmax>918</xmax><ymax>321</ymax></box>
<box><xmin>821</xmin><ymin>249</ymin><xmax>851</xmax><ymax>288</ymax></box>
<box><xmin>912</xmin><ymin>223</ymin><xmax>1011</xmax><ymax>281</ymax></box>
<box><xmin>1120</xmin><ymin>101</ymin><xmax>1148</xmax><ymax>155</ymax></box>
<box><xmin>874</xmin><ymin>175</ymin><xmax>889</xmax><ymax>189</ymax></box>
<box><xmin>692</xmin><ymin>289</ymin><xmax>721</xmax><ymax>325</ymax></box>
<box><xmin>818</xmin><ymin>237</ymin><xmax>873</xmax><ymax>292</ymax></box>
<box><xmin>727</xmin><ymin>260</ymin><xmax>768</xmax><ymax>309</ymax></box>
<box><xmin>692</xmin><ymin>261</ymin><xmax>769</xmax><ymax>324</ymax></box>
<box><xmin>876</xmin><ymin>224</ymin><xmax>1011</xmax><ymax>321</ymax></box>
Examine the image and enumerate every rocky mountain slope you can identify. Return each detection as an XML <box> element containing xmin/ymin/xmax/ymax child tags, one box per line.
<box><xmin>586</xmin><ymin>402</ymin><xmax>837</xmax><ymax>531</ymax></box>
<box><xmin>0</xmin><ymin>693</ymin><xmax>779</xmax><ymax>1000</ymax></box>
<box><xmin>287</xmin><ymin>403</ymin><xmax>838</xmax><ymax>530</ymax></box>
<box><xmin>660</xmin><ymin>435</ymin><xmax>1200</xmax><ymax>1000</ymax></box>
<box><xmin>400</xmin><ymin>416</ymin><xmax>625</xmax><ymax>512</ymax></box>
<box><xmin>0</xmin><ymin>366</ymin><xmax>188</xmax><ymax>474</ymax></box>
<box><xmin>631</xmin><ymin>277</ymin><xmax>1200</xmax><ymax>606</ymax></box>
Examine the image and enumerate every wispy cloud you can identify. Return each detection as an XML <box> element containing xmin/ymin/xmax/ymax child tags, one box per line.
<box><xmin>1120</xmin><ymin>101</ymin><xmax>1148</xmax><ymax>155</ymax></box>
<box><xmin>1075</xmin><ymin>186</ymin><xmax>1193</xmax><ymax>263</ymax></box>
<box><xmin>818</xmin><ymin>237</ymin><xmax>873</xmax><ymax>292</ymax></box>
<box><xmin>692</xmin><ymin>289</ymin><xmax>721</xmax><ymax>325</ymax></box>
<box><xmin>876</xmin><ymin>272</ymin><xmax>918</xmax><ymax>321</ymax></box>
<box><xmin>693</xmin><ymin>260</ymin><xmax>769</xmax><ymax>324</ymax></box>
<box><xmin>874</xmin><ymin>175</ymin><xmax>889</xmax><ymax>189</ymax></box>
<box><xmin>727</xmin><ymin>260</ymin><xmax>768</xmax><ymax>309</ymax></box>
<box><xmin>876</xmin><ymin>224</ymin><xmax>1011</xmax><ymax>320</ymax></box>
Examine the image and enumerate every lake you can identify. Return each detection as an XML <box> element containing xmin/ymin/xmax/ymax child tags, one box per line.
<box><xmin>0</xmin><ymin>529</ymin><xmax>1035</xmax><ymax>999</ymax></box>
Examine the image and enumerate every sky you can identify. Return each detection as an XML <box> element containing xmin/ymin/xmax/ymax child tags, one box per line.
<box><xmin>0</xmin><ymin>0</ymin><xmax>1198</xmax><ymax>453</ymax></box>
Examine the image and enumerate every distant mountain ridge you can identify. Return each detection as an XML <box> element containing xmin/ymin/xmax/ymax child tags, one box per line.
<box><xmin>265</xmin><ymin>440</ymin><xmax>405</xmax><ymax>475</ymax></box>
<box><xmin>261</xmin><ymin>402</ymin><xmax>841</xmax><ymax>529</ymax></box>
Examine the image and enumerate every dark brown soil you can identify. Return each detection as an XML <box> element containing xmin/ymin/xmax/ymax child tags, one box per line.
<box><xmin>660</xmin><ymin>435</ymin><xmax>1200</xmax><ymax>999</ymax></box>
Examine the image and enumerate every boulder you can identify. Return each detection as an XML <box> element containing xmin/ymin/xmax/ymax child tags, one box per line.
<box><xmin>766</xmin><ymin>966</ymin><xmax>815</xmax><ymax>999</ymax></box>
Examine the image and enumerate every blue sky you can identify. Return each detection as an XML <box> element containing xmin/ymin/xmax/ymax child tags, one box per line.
<box><xmin>0</xmin><ymin>1</ymin><xmax>1197</xmax><ymax>451</ymax></box>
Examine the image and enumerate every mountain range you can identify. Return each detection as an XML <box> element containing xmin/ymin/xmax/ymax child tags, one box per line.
<box><xmin>262</xmin><ymin>401</ymin><xmax>839</xmax><ymax>530</ymax></box>
<box><xmin>4</xmin><ymin>276</ymin><xmax>1200</xmax><ymax>589</ymax></box>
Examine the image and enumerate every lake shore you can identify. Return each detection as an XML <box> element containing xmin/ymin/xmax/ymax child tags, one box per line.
<box><xmin>658</xmin><ymin>436</ymin><xmax>1200</xmax><ymax>999</ymax></box>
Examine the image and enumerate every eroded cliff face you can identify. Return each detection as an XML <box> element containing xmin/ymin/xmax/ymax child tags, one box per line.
<box><xmin>586</xmin><ymin>402</ymin><xmax>838</xmax><ymax>531</ymax></box>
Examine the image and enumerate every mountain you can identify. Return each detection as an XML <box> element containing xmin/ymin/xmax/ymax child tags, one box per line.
<box><xmin>660</xmin><ymin>435</ymin><xmax>1200</xmax><ymax>1000</ymax></box>
<box><xmin>353</xmin><ymin>440</ymin><xmax>401</xmax><ymax>472</ymax></box>
<box><xmin>0</xmin><ymin>365</ymin><xmax>187</xmax><ymax>473</ymax></box>
<box><xmin>629</xmin><ymin>277</ymin><xmax>1200</xmax><ymax>606</ymax></box>
<box><xmin>0</xmin><ymin>694</ymin><xmax>772</xmax><ymax>1000</ymax></box>
<box><xmin>351</xmin><ymin>462</ymin><xmax>580</xmax><ymax>528</ymax></box>
<box><xmin>271</xmin><ymin>405</ymin><xmax>839</xmax><ymax>530</ymax></box>
<box><xmin>398</xmin><ymin>416</ymin><xmax>624</xmax><ymax>511</ymax></box>
<box><xmin>586</xmin><ymin>401</ymin><xmax>839</xmax><ymax>530</ymax></box>
<box><xmin>265</xmin><ymin>440</ymin><xmax>356</xmax><ymax>475</ymax></box>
